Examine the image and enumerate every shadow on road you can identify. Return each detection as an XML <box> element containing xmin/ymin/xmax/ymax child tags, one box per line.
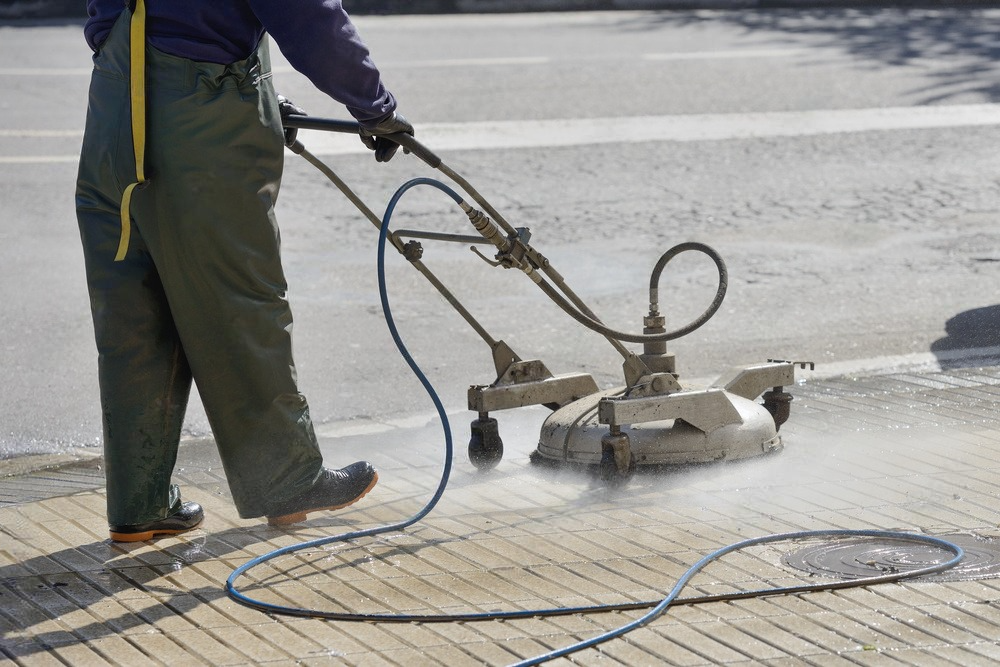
<box><xmin>931</xmin><ymin>304</ymin><xmax>1000</xmax><ymax>369</ymax></box>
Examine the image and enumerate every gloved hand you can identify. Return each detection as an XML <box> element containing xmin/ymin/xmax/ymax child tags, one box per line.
<box><xmin>276</xmin><ymin>95</ymin><xmax>307</xmax><ymax>148</ymax></box>
<box><xmin>359</xmin><ymin>112</ymin><xmax>414</xmax><ymax>163</ymax></box>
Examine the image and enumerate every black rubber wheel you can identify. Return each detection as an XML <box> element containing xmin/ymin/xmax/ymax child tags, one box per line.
<box><xmin>599</xmin><ymin>445</ymin><xmax>635</xmax><ymax>487</ymax></box>
<box><xmin>469</xmin><ymin>417</ymin><xmax>503</xmax><ymax>471</ymax></box>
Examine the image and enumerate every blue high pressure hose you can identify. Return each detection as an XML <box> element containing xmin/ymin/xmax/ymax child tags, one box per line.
<box><xmin>226</xmin><ymin>177</ymin><xmax>965</xmax><ymax>666</ymax></box>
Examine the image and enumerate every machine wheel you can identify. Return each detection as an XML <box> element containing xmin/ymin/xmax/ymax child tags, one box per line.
<box><xmin>469</xmin><ymin>417</ymin><xmax>503</xmax><ymax>471</ymax></box>
<box><xmin>599</xmin><ymin>444</ymin><xmax>635</xmax><ymax>487</ymax></box>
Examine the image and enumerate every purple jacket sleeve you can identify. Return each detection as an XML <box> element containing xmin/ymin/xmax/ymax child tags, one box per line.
<box><xmin>248</xmin><ymin>0</ymin><xmax>396</xmax><ymax>125</ymax></box>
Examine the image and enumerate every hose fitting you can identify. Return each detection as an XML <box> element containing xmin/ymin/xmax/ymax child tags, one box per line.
<box><xmin>465</xmin><ymin>206</ymin><xmax>510</xmax><ymax>253</ymax></box>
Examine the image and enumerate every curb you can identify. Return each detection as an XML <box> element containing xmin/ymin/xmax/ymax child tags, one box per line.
<box><xmin>2</xmin><ymin>0</ymin><xmax>997</xmax><ymax>21</ymax></box>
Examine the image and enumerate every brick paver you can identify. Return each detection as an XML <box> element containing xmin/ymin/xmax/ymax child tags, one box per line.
<box><xmin>3</xmin><ymin>366</ymin><xmax>1000</xmax><ymax>665</ymax></box>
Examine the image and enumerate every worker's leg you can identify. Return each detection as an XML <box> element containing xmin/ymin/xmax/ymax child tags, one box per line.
<box><xmin>132</xmin><ymin>41</ymin><xmax>324</xmax><ymax>518</ymax></box>
<box><xmin>76</xmin><ymin>11</ymin><xmax>192</xmax><ymax>526</ymax></box>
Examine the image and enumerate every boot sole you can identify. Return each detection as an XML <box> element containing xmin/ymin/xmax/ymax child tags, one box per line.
<box><xmin>109</xmin><ymin>518</ymin><xmax>204</xmax><ymax>542</ymax></box>
<box><xmin>267</xmin><ymin>472</ymin><xmax>379</xmax><ymax>527</ymax></box>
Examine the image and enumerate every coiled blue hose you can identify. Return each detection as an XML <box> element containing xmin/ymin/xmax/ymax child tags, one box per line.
<box><xmin>226</xmin><ymin>177</ymin><xmax>964</xmax><ymax>666</ymax></box>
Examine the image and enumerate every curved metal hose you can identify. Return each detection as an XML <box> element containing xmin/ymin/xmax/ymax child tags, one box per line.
<box><xmin>526</xmin><ymin>241</ymin><xmax>727</xmax><ymax>344</ymax></box>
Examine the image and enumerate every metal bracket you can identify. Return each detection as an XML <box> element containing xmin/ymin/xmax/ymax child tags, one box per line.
<box><xmin>768</xmin><ymin>359</ymin><xmax>816</xmax><ymax>371</ymax></box>
<box><xmin>474</xmin><ymin>341</ymin><xmax>599</xmax><ymax>412</ymax></box>
<box><xmin>498</xmin><ymin>359</ymin><xmax>553</xmax><ymax>385</ymax></box>
<box><xmin>468</xmin><ymin>371</ymin><xmax>599</xmax><ymax>413</ymax></box>
<box><xmin>713</xmin><ymin>361</ymin><xmax>799</xmax><ymax>401</ymax></box>
<box><xmin>490</xmin><ymin>340</ymin><xmax>521</xmax><ymax>378</ymax></box>
<box><xmin>622</xmin><ymin>352</ymin><xmax>657</xmax><ymax>388</ymax></box>
<box><xmin>598</xmin><ymin>388</ymin><xmax>743</xmax><ymax>433</ymax></box>
<box><xmin>500</xmin><ymin>228</ymin><xmax>532</xmax><ymax>270</ymax></box>
<box><xmin>624</xmin><ymin>372</ymin><xmax>682</xmax><ymax>399</ymax></box>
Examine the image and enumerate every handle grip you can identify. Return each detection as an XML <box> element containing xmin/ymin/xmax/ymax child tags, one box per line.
<box><xmin>282</xmin><ymin>115</ymin><xmax>442</xmax><ymax>169</ymax></box>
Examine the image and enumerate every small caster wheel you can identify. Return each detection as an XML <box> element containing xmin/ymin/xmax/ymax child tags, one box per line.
<box><xmin>762</xmin><ymin>387</ymin><xmax>793</xmax><ymax>431</ymax></box>
<box><xmin>599</xmin><ymin>447</ymin><xmax>635</xmax><ymax>486</ymax></box>
<box><xmin>599</xmin><ymin>430</ymin><xmax>635</xmax><ymax>487</ymax></box>
<box><xmin>469</xmin><ymin>417</ymin><xmax>503</xmax><ymax>471</ymax></box>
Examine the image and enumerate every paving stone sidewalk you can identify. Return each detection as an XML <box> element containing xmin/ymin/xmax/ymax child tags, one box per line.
<box><xmin>3</xmin><ymin>365</ymin><xmax>1000</xmax><ymax>665</ymax></box>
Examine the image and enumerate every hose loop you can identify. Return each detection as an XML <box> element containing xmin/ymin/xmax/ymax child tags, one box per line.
<box><xmin>534</xmin><ymin>241</ymin><xmax>727</xmax><ymax>345</ymax></box>
<box><xmin>648</xmin><ymin>240</ymin><xmax>728</xmax><ymax>331</ymax></box>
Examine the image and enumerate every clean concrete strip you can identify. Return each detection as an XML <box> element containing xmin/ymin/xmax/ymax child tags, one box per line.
<box><xmin>4</xmin><ymin>103</ymin><xmax>1000</xmax><ymax>164</ymax></box>
<box><xmin>312</xmin><ymin>346</ymin><xmax>1000</xmax><ymax>441</ymax></box>
<box><xmin>6</xmin><ymin>345</ymin><xmax>996</xmax><ymax>480</ymax></box>
<box><xmin>806</xmin><ymin>346</ymin><xmax>1000</xmax><ymax>381</ymax></box>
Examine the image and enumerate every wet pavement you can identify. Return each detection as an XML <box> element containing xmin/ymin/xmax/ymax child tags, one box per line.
<box><xmin>4</xmin><ymin>364</ymin><xmax>1000</xmax><ymax>665</ymax></box>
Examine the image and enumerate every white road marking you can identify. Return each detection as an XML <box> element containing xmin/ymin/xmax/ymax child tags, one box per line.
<box><xmin>3</xmin><ymin>103</ymin><xmax>999</xmax><ymax>164</ymax></box>
<box><xmin>0</xmin><ymin>49</ymin><xmax>820</xmax><ymax>77</ymax></box>
<box><xmin>370</xmin><ymin>56</ymin><xmax>552</xmax><ymax>69</ymax></box>
<box><xmin>289</xmin><ymin>103</ymin><xmax>1000</xmax><ymax>156</ymax></box>
<box><xmin>0</xmin><ymin>155</ymin><xmax>80</xmax><ymax>164</ymax></box>
<box><xmin>0</xmin><ymin>68</ymin><xmax>92</xmax><ymax>76</ymax></box>
<box><xmin>643</xmin><ymin>48</ymin><xmax>811</xmax><ymax>61</ymax></box>
<box><xmin>0</xmin><ymin>129</ymin><xmax>82</xmax><ymax>137</ymax></box>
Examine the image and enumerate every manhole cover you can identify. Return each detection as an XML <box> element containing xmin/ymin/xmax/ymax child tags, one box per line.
<box><xmin>782</xmin><ymin>533</ymin><xmax>1000</xmax><ymax>582</ymax></box>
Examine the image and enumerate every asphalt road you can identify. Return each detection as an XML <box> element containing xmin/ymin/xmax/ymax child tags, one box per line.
<box><xmin>2</xmin><ymin>9</ymin><xmax>999</xmax><ymax>459</ymax></box>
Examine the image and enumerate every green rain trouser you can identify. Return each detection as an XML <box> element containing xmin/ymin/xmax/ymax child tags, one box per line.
<box><xmin>75</xmin><ymin>10</ymin><xmax>323</xmax><ymax>524</ymax></box>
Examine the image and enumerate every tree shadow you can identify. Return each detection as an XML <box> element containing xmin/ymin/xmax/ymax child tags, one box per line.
<box><xmin>931</xmin><ymin>304</ymin><xmax>1000</xmax><ymax>369</ymax></box>
<box><xmin>605</xmin><ymin>8</ymin><xmax>1000</xmax><ymax>104</ymax></box>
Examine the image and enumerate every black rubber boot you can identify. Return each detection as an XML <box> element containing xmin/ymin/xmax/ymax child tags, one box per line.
<box><xmin>266</xmin><ymin>462</ymin><xmax>378</xmax><ymax>526</ymax></box>
<box><xmin>109</xmin><ymin>501</ymin><xmax>204</xmax><ymax>542</ymax></box>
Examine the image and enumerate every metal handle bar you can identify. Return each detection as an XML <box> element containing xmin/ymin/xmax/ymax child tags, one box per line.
<box><xmin>283</xmin><ymin>115</ymin><xmax>726</xmax><ymax>355</ymax></box>
<box><xmin>282</xmin><ymin>115</ymin><xmax>442</xmax><ymax>169</ymax></box>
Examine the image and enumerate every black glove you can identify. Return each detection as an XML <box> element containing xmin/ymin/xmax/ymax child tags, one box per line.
<box><xmin>276</xmin><ymin>95</ymin><xmax>307</xmax><ymax>148</ymax></box>
<box><xmin>359</xmin><ymin>112</ymin><xmax>414</xmax><ymax>163</ymax></box>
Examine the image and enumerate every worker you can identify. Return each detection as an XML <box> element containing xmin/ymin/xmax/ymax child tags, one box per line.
<box><xmin>76</xmin><ymin>0</ymin><xmax>412</xmax><ymax>542</ymax></box>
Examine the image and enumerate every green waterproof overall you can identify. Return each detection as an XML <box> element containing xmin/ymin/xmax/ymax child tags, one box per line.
<box><xmin>76</xmin><ymin>6</ymin><xmax>324</xmax><ymax>524</ymax></box>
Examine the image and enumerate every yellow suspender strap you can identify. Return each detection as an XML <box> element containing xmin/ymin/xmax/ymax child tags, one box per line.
<box><xmin>116</xmin><ymin>0</ymin><xmax>147</xmax><ymax>262</ymax></box>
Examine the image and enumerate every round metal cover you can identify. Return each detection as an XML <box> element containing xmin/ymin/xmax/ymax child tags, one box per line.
<box><xmin>535</xmin><ymin>388</ymin><xmax>780</xmax><ymax>466</ymax></box>
<box><xmin>782</xmin><ymin>533</ymin><xmax>1000</xmax><ymax>582</ymax></box>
